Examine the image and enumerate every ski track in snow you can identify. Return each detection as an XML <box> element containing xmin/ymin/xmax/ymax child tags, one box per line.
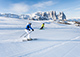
<box><xmin>62</xmin><ymin>44</ymin><xmax>78</xmax><ymax>57</ymax></box>
<box><xmin>10</xmin><ymin>36</ymin><xmax>80</xmax><ymax>57</ymax></box>
<box><xmin>0</xmin><ymin>36</ymin><xmax>80</xmax><ymax>44</ymax></box>
<box><xmin>0</xmin><ymin>38</ymin><xmax>23</xmax><ymax>43</ymax></box>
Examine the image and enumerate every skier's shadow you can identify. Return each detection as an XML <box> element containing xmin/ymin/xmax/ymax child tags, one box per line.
<box><xmin>35</xmin><ymin>38</ymin><xmax>80</xmax><ymax>42</ymax></box>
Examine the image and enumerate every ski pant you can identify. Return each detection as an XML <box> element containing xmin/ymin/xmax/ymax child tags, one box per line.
<box><xmin>25</xmin><ymin>29</ymin><xmax>31</xmax><ymax>39</ymax></box>
<box><xmin>40</xmin><ymin>27</ymin><xmax>43</xmax><ymax>29</ymax></box>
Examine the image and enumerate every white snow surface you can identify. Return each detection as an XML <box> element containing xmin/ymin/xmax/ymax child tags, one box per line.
<box><xmin>0</xmin><ymin>17</ymin><xmax>80</xmax><ymax>57</ymax></box>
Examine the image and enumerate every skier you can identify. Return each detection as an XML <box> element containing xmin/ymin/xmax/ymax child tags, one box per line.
<box><xmin>25</xmin><ymin>22</ymin><xmax>34</xmax><ymax>41</ymax></box>
<box><xmin>40</xmin><ymin>23</ymin><xmax>45</xmax><ymax>30</ymax></box>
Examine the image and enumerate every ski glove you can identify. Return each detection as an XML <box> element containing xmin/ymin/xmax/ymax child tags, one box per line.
<box><xmin>29</xmin><ymin>29</ymin><xmax>30</xmax><ymax>31</ymax></box>
<box><xmin>32</xmin><ymin>29</ymin><xmax>34</xmax><ymax>31</ymax></box>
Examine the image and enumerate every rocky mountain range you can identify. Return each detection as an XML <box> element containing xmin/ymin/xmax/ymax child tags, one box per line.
<box><xmin>0</xmin><ymin>11</ymin><xmax>66</xmax><ymax>20</ymax></box>
<box><xmin>30</xmin><ymin>11</ymin><xmax>66</xmax><ymax>20</ymax></box>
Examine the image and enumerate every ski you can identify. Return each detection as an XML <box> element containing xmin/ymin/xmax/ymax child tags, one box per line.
<box><xmin>22</xmin><ymin>38</ymin><xmax>37</xmax><ymax>42</ymax></box>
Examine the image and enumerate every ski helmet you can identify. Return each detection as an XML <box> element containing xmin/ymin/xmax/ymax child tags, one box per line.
<box><xmin>29</xmin><ymin>22</ymin><xmax>32</xmax><ymax>25</ymax></box>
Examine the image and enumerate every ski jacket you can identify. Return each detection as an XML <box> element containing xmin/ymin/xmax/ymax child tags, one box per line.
<box><xmin>41</xmin><ymin>24</ymin><xmax>44</xmax><ymax>27</ymax></box>
<box><xmin>25</xmin><ymin>24</ymin><xmax>33</xmax><ymax>30</ymax></box>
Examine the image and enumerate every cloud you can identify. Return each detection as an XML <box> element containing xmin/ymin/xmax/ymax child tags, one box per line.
<box><xmin>32</xmin><ymin>1</ymin><xmax>56</xmax><ymax>9</ymax></box>
<box><xmin>8</xmin><ymin>1</ymin><xmax>57</xmax><ymax>14</ymax></box>
<box><xmin>10</xmin><ymin>3</ymin><xmax>29</xmax><ymax>13</ymax></box>
<box><xmin>75</xmin><ymin>8</ymin><xmax>80</xmax><ymax>10</ymax></box>
<box><xmin>62</xmin><ymin>8</ymin><xmax>71</xmax><ymax>11</ymax></box>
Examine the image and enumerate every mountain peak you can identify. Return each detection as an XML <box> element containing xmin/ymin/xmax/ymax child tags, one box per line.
<box><xmin>30</xmin><ymin>11</ymin><xmax>66</xmax><ymax>20</ymax></box>
<box><xmin>0</xmin><ymin>11</ymin><xmax>66</xmax><ymax>20</ymax></box>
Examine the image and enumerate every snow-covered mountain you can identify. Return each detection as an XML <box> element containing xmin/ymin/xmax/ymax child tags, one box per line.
<box><xmin>29</xmin><ymin>11</ymin><xmax>66</xmax><ymax>20</ymax></box>
<box><xmin>0</xmin><ymin>11</ymin><xmax>66</xmax><ymax>20</ymax></box>
<box><xmin>0</xmin><ymin>13</ymin><xmax>30</xmax><ymax>19</ymax></box>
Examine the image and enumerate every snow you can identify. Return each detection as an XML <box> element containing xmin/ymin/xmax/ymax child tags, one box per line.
<box><xmin>0</xmin><ymin>17</ymin><xmax>80</xmax><ymax>57</ymax></box>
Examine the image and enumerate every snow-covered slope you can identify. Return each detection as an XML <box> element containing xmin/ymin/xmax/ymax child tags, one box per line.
<box><xmin>0</xmin><ymin>17</ymin><xmax>80</xmax><ymax>57</ymax></box>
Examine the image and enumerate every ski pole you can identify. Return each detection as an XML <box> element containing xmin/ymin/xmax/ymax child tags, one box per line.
<box><xmin>24</xmin><ymin>31</ymin><xmax>32</xmax><ymax>38</ymax></box>
<box><xmin>20</xmin><ymin>32</ymin><xmax>26</xmax><ymax>38</ymax></box>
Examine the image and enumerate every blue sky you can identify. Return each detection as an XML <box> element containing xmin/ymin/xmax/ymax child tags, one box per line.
<box><xmin>0</xmin><ymin>0</ymin><xmax>80</xmax><ymax>18</ymax></box>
